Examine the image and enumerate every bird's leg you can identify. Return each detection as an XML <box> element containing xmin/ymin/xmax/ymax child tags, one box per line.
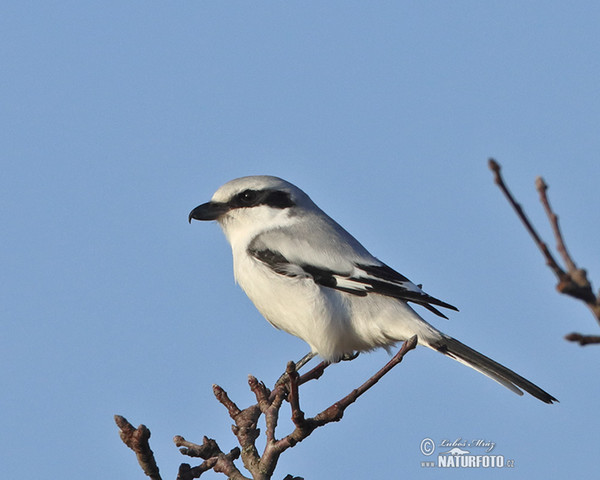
<box><xmin>275</xmin><ymin>351</ymin><xmax>316</xmax><ymax>387</ymax></box>
<box><xmin>340</xmin><ymin>351</ymin><xmax>360</xmax><ymax>362</ymax></box>
<box><xmin>295</xmin><ymin>351</ymin><xmax>317</xmax><ymax>370</ymax></box>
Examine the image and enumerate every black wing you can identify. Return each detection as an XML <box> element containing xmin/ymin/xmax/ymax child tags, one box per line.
<box><xmin>248</xmin><ymin>247</ymin><xmax>458</xmax><ymax>319</ymax></box>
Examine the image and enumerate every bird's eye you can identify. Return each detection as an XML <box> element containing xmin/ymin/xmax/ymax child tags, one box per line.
<box><xmin>238</xmin><ymin>189</ymin><xmax>258</xmax><ymax>205</ymax></box>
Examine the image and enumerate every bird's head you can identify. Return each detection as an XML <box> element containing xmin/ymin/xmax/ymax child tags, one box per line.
<box><xmin>189</xmin><ymin>175</ymin><xmax>314</xmax><ymax>245</ymax></box>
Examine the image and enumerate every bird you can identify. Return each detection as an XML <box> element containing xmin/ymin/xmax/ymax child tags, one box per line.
<box><xmin>189</xmin><ymin>175</ymin><xmax>557</xmax><ymax>404</ymax></box>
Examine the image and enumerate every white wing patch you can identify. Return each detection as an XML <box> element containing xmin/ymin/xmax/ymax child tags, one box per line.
<box><xmin>248</xmin><ymin>244</ymin><xmax>458</xmax><ymax>319</ymax></box>
<box><xmin>331</xmin><ymin>275</ymin><xmax>371</xmax><ymax>293</ymax></box>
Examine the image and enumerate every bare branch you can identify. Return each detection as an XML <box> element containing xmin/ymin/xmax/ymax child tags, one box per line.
<box><xmin>177</xmin><ymin>460</ymin><xmax>217</xmax><ymax>480</ymax></box>
<box><xmin>117</xmin><ymin>337</ymin><xmax>418</xmax><ymax>479</ymax></box>
<box><xmin>535</xmin><ymin>177</ymin><xmax>578</xmax><ymax>272</ymax></box>
<box><xmin>114</xmin><ymin>415</ymin><xmax>162</xmax><ymax>480</ymax></box>
<box><xmin>534</xmin><ymin>176</ymin><xmax>598</xmax><ymax>306</ymax></box>
<box><xmin>488</xmin><ymin>159</ymin><xmax>600</xmax><ymax>340</ymax></box>
<box><xmin>275</xmin><ymin>336</ymin><xmax>418</xmax><ymax>453</ymax></box>
<box><xmin>175</xmin><ymin>436</ymin><xmax>246</xmax><ymax>480</ymax></box>
<box><xmin>488</xmin><ymin>159</ymin><xmax>565</xmax><ymax>278</ymax></box>
<box><xmin>212</xmin><ymin>451</ymin><xmax>251</xmax><ymax>480</ymax></box>
<box><xmin>564</xmin><ymin>333</ymin><xmax>600</xmax><ymax>346</ymax></box>
<box><xmin>174</xmin><ymin>435</ymin><xmax>222</xmax><ymax>459</ymax></box>
<box><xmin>296</xmin><ymin>360</ymin><xmax>328</xmax><ymax>387</ymax></box>
<box><xmin>213</xmin><ymin>384</ymin><xmax>242</xmax><ymax>418</ymax></box>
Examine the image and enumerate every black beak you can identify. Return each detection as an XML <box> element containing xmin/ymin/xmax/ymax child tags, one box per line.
<box><xmin>188</xmin><ymin>202</ymin><xmax>230</xmax><ymax>223</ymax></box>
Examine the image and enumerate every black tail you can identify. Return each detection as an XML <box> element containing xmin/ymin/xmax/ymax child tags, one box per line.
<box><xmin>430</xmin><ymin>335</ymin><xmax>557</xmax><ymax>404</ymax></box>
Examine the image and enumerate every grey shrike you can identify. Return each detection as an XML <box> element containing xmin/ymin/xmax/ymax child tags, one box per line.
<box><xmin>189</xmin><ymin>175</ymin><xmax>556</xmax><ymax>404</ymax></box>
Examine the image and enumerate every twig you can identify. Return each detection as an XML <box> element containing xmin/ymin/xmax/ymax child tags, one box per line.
<box><xmin>273</xmin><ymin>355</ymin><xmax>326</xmax><ymax>391</ymax></box>
<box><xmin>213</xmin><ymin>384</ymin><xmax>262</xmax><ymax>476</ymax></box>
<box><xmin>297</xmin><ymin>360</ymin><xmax>328</xmax><ymax>386</ymax></box>
<box><xmin>488</xmin><ymin>159</ymin><xmax>565</xmax><ymax>278</ymax></box>
<box><xmin>177</xmin><ymin>460</ymin><xmax>218</xmax><ymax>480</ymax></box>
<box><xmin>272</xmin><ymin>336</ymin><xmax>418</xmax><ymax>455</ymax></box>
<box><xmin>213</xmin><ymin>384</ymin><xmax>242</xmax><ymax>418</ymax></box>
<box><xmin>114</xmin><ymin>415</ymin><xmax>162</xmax><ymax>480</ymax></box>
<box><xmin>488</xmin><ymin>159</ymin><xmax>600</xmax><ymax>342</ymax></box>
<box><xmin>535</xmin><ymin>177</ymin><xmax>578</xmax><ymax>272</ymax></box>
<box><xmin>534</xmin><ymin>176</ymin><xmax>598</xmax><ymax>305</ymax></box>
<box><xmin>177</xmin><ymin>447</ymin><xmax>246</xmax><ymax>480</ymax></box>
<box><xmin>174</xmin><ymin>435</ymin><xmax>222</xmax><ymax>459</ymax></box>
<box><xmin>175</xmin><ymin>436</ymin><xmax>246</xmax><ymax>480</ymax></box>
<box><xmin>117</xmin><ymin>337</ymin><xmax>418</xmax><ymax>479</ymax></box>
<box><xmin>564</xmin><ymin>333</ymin><xmax>600</xmax><ymax>346</ymax></box>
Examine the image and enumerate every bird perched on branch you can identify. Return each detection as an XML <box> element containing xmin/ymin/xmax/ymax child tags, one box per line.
<box><xmin>189</xmin><ymin>175</ymin><xmax>557</xmax><ymax>404</ymax></box>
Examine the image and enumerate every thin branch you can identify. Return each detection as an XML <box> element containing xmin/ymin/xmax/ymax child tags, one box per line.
<box><xmin>275</xmin><ymin>336</ymin><xmax>418</xmax><ymax>454</ymax></box>
<box><xmin>535</xmin><ymin>177</ymin><xmax>578</xmax><ymax>272</ymax></box>
<box><xmin>488</xmin><ymin>159</ymin><xmax>600</xmax><ymax>342</ymax></box>
<box><xmin>213</xmin><ymin>384</ymin><xmax>242</xmax><ymax>418</ymax></box>
<box><xmin>175</xmin><ymin>436</ymin><xmax>246</xmax><ymax>480</ymax></box>
<box><xmin>117</xmin><ymin>337</ymin><xmax>418</xmax><ymax>479</ymax></box>
<box><xmin>534</xmin><ymin>176</ymin><xmax>597</xmax><ymax>305</ymax></box>
<box><xmin>114</xmin><ymin>415</ymin><xmax>162</xmax><ymax>480</ymax></box>
<box><xmin>488</xmin><ymin>159</ymin><xmax>566</xmax><ymax>279</ymax></box>
<box><xmin>177</xmin><ymin>460</ymin><xmax>218</xmax><ymax>480</ymax></box>
<box><xmin>564</xmin><ymin>333</ymin><xmax>600</xmax><ymax>346</ymax></box>
<box><xmin>174</xmin><ymin>435</ymin><xmax>223</xmax><ymax>459</ymax></box>
<box><xmin>273</xmin><ymin>355</ymin><xmax>327</xmax><ymax>392</ymax></box>
<box><xmin>296</xmin><ymin>360</ymin><xmax>328</xmax><ymax>387</ymax></box>
<box><xmin>213</xmin><ymin>385</ymin><xmax>262</xmax><ymax>476</ymax></box>
<box><xmin>212</xmin><ymin>451</ymin><xmax>251</xmax><ymax>480</ymax></box>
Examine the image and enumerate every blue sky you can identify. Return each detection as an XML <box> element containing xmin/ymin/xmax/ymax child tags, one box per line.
<box><xmin>2</xmin><ymin>2</ymin><xmax>600</xmax><ymax>479</ymax></box>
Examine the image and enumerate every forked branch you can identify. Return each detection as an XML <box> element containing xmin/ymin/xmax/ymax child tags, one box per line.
<box><xmin>115</xmin><ymin>415</ymin><xmax>162</xmax><ymax>480</ymax></box>
<box><xmin>116</xmin><ymin>336</ymin><xmax>418</xmax><ymax>479</ymax></box>
<box><xmin>488</xmin><ymin>159</ymin><xmax>600</xmax><ymax>344</ymax></box>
